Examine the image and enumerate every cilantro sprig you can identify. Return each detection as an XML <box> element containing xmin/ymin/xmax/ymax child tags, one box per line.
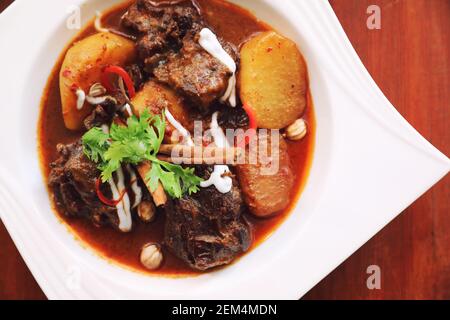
<box><xmin>82</xmin><ymin>110</ymin><xmax>203</xmax><ymax>199</ymax></box>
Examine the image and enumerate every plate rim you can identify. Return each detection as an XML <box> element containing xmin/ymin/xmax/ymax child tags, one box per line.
<box><xmin>0</xmin><ymin>0</ymin><xmax>448</xmax><ymax>300</ymax></box>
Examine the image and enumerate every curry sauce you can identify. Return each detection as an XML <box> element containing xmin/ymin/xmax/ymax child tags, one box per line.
<box><xmin>38</xmin><ymin>0</ymin><xmax>315</xmax><ymax>276</ymax></box>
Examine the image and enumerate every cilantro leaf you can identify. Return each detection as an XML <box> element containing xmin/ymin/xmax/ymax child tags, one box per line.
<box><xmin>156</xmin><ymin>160</ymin><xmax>203</xmax><ymax>196</ymax></box>
<box><xmin>144</xmin><ymin>159</ymin><xmax>202</xmax><ymax>199</ymax></box>
<box><xmin>82</xmin><ymin>127</ymin><xmax>109</xmax><ymax>163</ymax></box>
<box><xmin>81</xmin><ymin>109</ymin><xmax>203</xmax><ymax>198</ymax></box>
<box><xmin>146</xmin><ymin>162</ymin><xmax>182</xmax><ymax>199</ymax></box>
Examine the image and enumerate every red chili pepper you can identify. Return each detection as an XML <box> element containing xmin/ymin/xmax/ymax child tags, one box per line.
<box><xmin>101</xmin><ymin>65</ymin><xmax>136</xmax><ymax>98</ymax></box>
<box><xmin>70</xmin><ymin>83</ymin><xmax>79</xmax><ymax>92</ymax></box>
<box><xmin>238</xmin><ymin>104</ymin><xmax>258</xmax><ymax>148</ymax></box>
<box><xmin>62</xmin><ymin>69</ymin><xmax>72</xmax><ymax>77</ymax></box>
<box><xmin>95</xmin><ymin>178</ymin><xmax>127</xmax><ymax>207</ymax></box>
<box><xmin>95</xmin><ymin>177</ymin><xmax>139</xmax><ymax>207</ymax></box>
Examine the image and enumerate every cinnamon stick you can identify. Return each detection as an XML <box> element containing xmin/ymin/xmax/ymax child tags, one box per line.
<box><xmin>137</xmin><ymin>161</ymin><xmax>168</xmax><ymax>207</ymax></box>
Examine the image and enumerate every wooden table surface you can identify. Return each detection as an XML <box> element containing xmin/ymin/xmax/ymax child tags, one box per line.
<box><xmin>0</xmin><ymin>0</ymin><xmax>448</xmax><ymax>300</ymax></box>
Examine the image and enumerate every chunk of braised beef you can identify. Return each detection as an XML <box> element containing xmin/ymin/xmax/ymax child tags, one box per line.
<box><xmin>218</xmin><ymin>106</ymin><xmax>249</xmax><ymax>130</ymax></box>
<box><xmin>48</xmin><ymin>141</ymin><xmax>121</xmax><ymax>229</ymax></box>
<box><xmin>143</xmin><ymin>53</ymin><xmax>167</xmax><ymax>72</ymax></box>
<box><xmin>83</xmin><ymin>104</ymin><xmax>116</xmax><ymax>130</ymax></box>
<box><xmin>164</xmin><ymin>166</ymin><xmax>252</xmax><ymax>271</ymax></box>
<box><xmin>122</xmin><ymin>0</ymin><xmax>167</xmax><ymax>33</ymax></box>
<box><xmin>122</xmin><ymin>0</ymin><xmax>202</xmax><ymax>60</ymax></box>
<box><xmin>154</xmin><ymin>37</ymin><xmax>235</xmax><ymax>111</ymax></box>
<box><xmin>136</xmin><ymin>31</ymin><xmax>167</xmax><ymax>60</ymax></box>
<box><xmin>125</xmin><ymin>64</ymin><xmax>146</xmax><ymax>91</ymax></box>
<box><xmin>122</xmin><ymin>0</ymin><xmax>238</xmax><ymax>111</ymax></box>
<box><xmin>165</xmin><ymin>5</ymin><xmax>200</xmax><ymax>46</ymax></box>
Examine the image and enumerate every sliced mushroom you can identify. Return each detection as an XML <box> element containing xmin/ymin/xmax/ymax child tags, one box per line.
<box><xmin>88</xmin><ymin>83</ymin><xmax>107</xmax><ymax>97</ymax></box>
<box><xmin>85</xmin><ymin>95</ymin><xmax>117</xmax><ymax>106</ymax></box>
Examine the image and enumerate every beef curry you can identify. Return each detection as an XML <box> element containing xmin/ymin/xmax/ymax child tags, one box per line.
<box><xmin>39</xmin><ymin>0</ymin><xmax>315</xmax><ymax>276</ymax></box>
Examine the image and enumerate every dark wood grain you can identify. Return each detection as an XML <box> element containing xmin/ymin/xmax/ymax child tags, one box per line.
<box><xmin>0</xmin><ymin>0</ymin><xmax>14</xmax><ymax>13</ymax></box>
<box><xmin>0</xmin><ymin>0</ymin><xmax>448</xmax><ymax>300</ymax></box>
<box><xmin>0</xmin><ymin>223</ymin><xmax>46</xmax><ymax>300</ymax></box>
<box><xmin>305</xmin><ymin>0</ymin><xmax>450</xmax><ymax>300</ymax></box>
<box><xmin>0</xmin><ymin>0</ymin><xmax>50</xmax><ymax>300</ymax></box>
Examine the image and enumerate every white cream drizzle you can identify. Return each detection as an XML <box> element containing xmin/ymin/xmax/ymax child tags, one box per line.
<box><xmin>126</xmin><ymin>164</ymin><xmax>143</xmax><ymax>209</ymax></box>
<box><xmin>209</xmin><ymin>112</ymin><xmax>230</xmax><ymax>148</ymax></box>
<box><xmin>164</xmin><ymin>108</ymin><xmax>232</xmax><ymax>193</ymax></box>
<box><xmin>122</xmin><ymin>103</ymin><xmax>134</xmax><ymax>117</ymax></box>
<box><xmin>75</xmin><ymin>89</ymin><xmax>86</xmax><ymax>110</ymax></box>
<box><xmin>101</xmin><ymin>125</ymin><xmax>132</xmax><ymax>232</ymax></box>
<box><xmin>165</xmin><ymin>108</ymin><xmax>194</xmax><ymax>146</ymax></box>
<box><xmin>106</xmin><ymin>178</ymin><xmax>130</xmax><ymax>232</ymax></box>
<box><xmin>95</xmin><ymin>11</ymin><xmax>110</xmax><ymax>33</ymax></box>
<box><xmin>200</xmin><ymin>112</ymin><xmax>233</xmax><ymax>194</ymax></box>
<box><xmin>221</xmin><ymin>73</ymin><xmax>237</xmax><ymax>107</ymax></box>
<box><xmin>101</xmin><ymin>124</ymin><xmax>110</xmax><ymax>133</ymax></box>
<box><xmin>199</xmin><ymin>28</ymin><xmax>237</xmax><ymax>107</ymax></box>
<box><xmin>116</xmin><ymin>166</ymin><xmax>132</xmax><ymax>231</ymax></box>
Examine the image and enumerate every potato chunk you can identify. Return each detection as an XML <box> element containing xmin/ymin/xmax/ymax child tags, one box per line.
<box><xmin>239</xmin><ymin>31</ymin><xmax>307</xmax><ymax>129</ymax></box>
<box><xmin>60</xmin><ymin>33</ymin><xmax>135</xmax><ymax>130</ymax></box>
<box><xmin>132</xmin><ymin>80</ymin><xmax>194</xmax><ymax>131</ymax></box>
<box><xmin>236</xmin><ymin>134</ymin><xmax>294</xmax><ymax>217</ymax></box>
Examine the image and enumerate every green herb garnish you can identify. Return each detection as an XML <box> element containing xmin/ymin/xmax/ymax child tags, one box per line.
<box><xmin>82</xmin><ymin>110</ymin><xmax>203</xmax><ymax>199</ymax></box>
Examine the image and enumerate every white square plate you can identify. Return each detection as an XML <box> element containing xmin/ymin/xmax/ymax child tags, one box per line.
<box><xmin>0</xmin><ymin>0</ymin><xmax>448</xmax><ymax>299</ymax></box>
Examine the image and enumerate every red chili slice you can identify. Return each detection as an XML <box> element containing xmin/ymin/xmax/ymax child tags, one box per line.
<box><xmin>95</xmin><ymin>178</ymin><xmax>127</xmax><ymax>207</ymax></box>
<box><xmin>101</xmin><ymin>65</ymin><xmax>136</xmax><ymax>98</ymax></box>
<box><xmin>238</xmin><ymin>104</ymin><xmax>258</xmax><ymax>148</ymax></box>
